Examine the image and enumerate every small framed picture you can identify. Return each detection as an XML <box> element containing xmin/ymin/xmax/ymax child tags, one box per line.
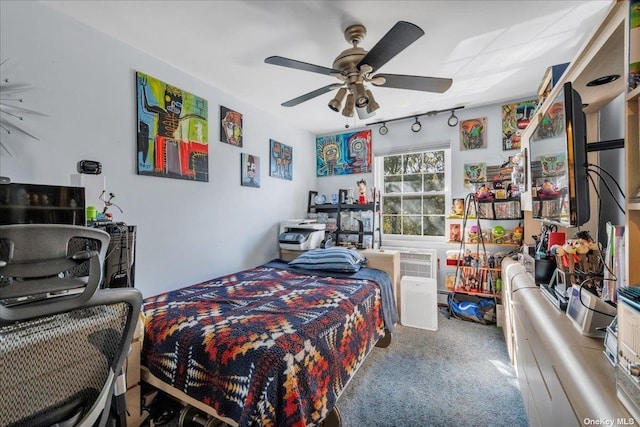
<box><xmin>240</xmin><ymin>153</ymin><xmax>260</xmax><ymax>188</ymax></box>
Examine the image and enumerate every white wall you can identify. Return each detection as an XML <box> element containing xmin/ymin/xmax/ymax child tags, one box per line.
<box><xmin>0</xmin><ymin>1</ymin><xmax>317</xmax><ymax>297</ymax></box>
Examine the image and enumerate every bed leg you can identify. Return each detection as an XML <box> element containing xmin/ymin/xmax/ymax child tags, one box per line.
<box><xmin>375</xmin><ymin>328</ymin><xmax>392</xmax><ymax>348</ymax></box>
<box><xmin>322</xmin><ymin>406</ymin><xmax>342</xmax><ymax>427</ymax></box>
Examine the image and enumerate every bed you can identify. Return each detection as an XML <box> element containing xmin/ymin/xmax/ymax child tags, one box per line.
<box><xmin>140</xmin><ymin>250</ymin><xmax>398</xmax><ymax>427</ymax></box>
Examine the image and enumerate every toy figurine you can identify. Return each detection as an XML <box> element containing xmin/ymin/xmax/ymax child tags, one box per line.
<box><xmin>357</xmin><ymin>179</ymin><xmax>367</xmax><ymax>204</ymax></box>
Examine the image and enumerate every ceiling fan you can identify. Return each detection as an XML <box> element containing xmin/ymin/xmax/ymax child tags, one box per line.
<box><xmin>265</xmin><ymin>21</ymin><xmax>453</xmax><ymax>120</ymax></box>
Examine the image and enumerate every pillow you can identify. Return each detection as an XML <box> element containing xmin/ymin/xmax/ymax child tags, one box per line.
<box><xmin>288</xmin><ymin>247</ymin><xmax>367</xmax><ymax>272</ymax></box>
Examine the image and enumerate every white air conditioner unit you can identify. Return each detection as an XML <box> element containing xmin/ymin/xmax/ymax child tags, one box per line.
<box><xmin>400</xmin><ymin>276</ymin><xmax>438</xmax><ymax>331</ymax></box>
<box><xmin>397</xmin><ymin>249</ymin><xmax>437</xmax><ymax>279</ymax></box>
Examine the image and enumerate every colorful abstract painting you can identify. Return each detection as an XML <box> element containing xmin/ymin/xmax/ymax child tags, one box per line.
<box><xmin>269</xmin><ymin>139</ymin><xmax>292</xmax><ymax>180</ymax></box>
<box><xmin>136</xmin><ymin>71</ymin><xmax>209</xmax><ymax>181</ymax></box>
<box><xmin>220</xmin><ymin>106</ymin><xmax>243</xmax><ymax>147</ymax></box>
<box><xmin>501</xmin><ymin>99</ymin><xmax>538</xmax><ymax>150</ymax></box>
<box><xmin>241</xmin><ymin>153</ymin><xmax>260</xmax><ymax>188</ymax></box>
<box><xmin>316</xmin><ymin>129</ymin><xmax>372</xmax><ymax>177</ymax></box>
<box><xmin>459</xmin><ymin>117</ymin><xmax>487</xmax><ymax>150</ymax></box>
<box><xmin>463</xmin><ymin>162</ymin><xmax>486</xmax><ymax>187</ymax></box>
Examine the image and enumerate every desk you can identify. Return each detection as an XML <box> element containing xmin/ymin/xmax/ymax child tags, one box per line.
<box><xmin>502</xmin><ymin>258</ymin><xmax>631</xmax><ymax>425</ymax></box>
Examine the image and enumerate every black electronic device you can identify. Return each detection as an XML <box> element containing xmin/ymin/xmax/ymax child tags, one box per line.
<box><xmin>529</xmin><ymin>81</ymin><xmax>590</xmax><ymax>227</ymax></box>
<box><xmin>77</xmin><ymin>160</ymin><xmax>102</xmax><ymax>175</ymax></box>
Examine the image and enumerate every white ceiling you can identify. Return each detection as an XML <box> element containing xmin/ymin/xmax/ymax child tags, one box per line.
<box><xmin>41</xmin><ymin>0</ymin><xmax>614</xmax><ymax>135</ymax></box>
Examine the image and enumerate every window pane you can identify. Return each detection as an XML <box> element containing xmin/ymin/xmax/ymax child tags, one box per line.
<box><xmin>384</xmin><ymin>176</ymin><xmax>402</xmax><ymax>194</ymax></box>
<box><xmin>423</xmin><ymin>195</ymin><xmax>445</xmax><ymax>214</ymax></box>
<box><xmin>402</xmin><ymin>154</ymin><xmax>422</xmax><ymax>174</ymax></box>
<box><xmin>384</xmin><ymin>156</ymin><xmax>403</xmax><ymax>175</ymax></box>
<box><xmin>402</xmin><ymin>216</ymin><xmax>422</xmax><ymax>235</ymax></box>
<box><xmin>423</xmin><ymin>151</ymin><xmax>445</xmax><ymax>172</ymax></box>
<box><xmin>403</xmin><ymin>196</ymin><xmax>422</xmax><ymax>214</ymax></box>
<box><xmin>403</xmin><ymin>174</ymin><xmax>422</xmax><ymax>192</ymax></box>
<box><xmin>424</xmin><ymin>172</ymin><xmax>445</xmax><ymax>192</ymax></box>
<box><xmin>423</xmin><ymin>215</ymin><xmax>445</xmax><ymax>236</ymax></box>
<box><xmin>383</xmin><ymin>196</ymin><xmax>401</xmax><ymax>214</ymax></box>
<box><xmin>383</xmin><ymin>215</ymin><xmax>402</xmax><ymax>234</ymax></box>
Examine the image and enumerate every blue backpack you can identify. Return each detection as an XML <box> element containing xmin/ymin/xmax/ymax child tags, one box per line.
<box><xmin>447</xmin><ymin>292</ymin><xmax>496</xmax><ymax>325</ymax></box>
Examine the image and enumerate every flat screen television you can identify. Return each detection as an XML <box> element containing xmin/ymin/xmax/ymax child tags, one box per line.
<box><xmin>529</xmin><ymin>81</ymin><xmax>590</xmax><ymax>227</ymax></box>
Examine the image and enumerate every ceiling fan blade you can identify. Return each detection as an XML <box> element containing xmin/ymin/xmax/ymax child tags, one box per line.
<box><xmin>265</xmin><ymin>56</ymin><xmax>340</xmax><ymax>76</ymax></box>
<box><xmin>357</xmin><ymin>21</ymin><xmax>424</xmax><ymax>72</ymax></box>
<box><xmin>281</xmin><ymin>84</ymin><xmax>342</xmax><ymax>107</ymax></box>
<box><xmin>373</xmin><ymin>73</ymin><xmax>453</xmax><ymax>93</ymax></box>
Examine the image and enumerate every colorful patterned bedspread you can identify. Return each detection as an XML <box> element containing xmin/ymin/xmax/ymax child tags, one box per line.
<box><xmin>141</xmin><ymin>263</ymin><xmax>389</xmax><ymax>427</ymax></box>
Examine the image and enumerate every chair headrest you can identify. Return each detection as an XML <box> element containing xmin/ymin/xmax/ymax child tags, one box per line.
<box><xmin>0</xmin><ymin>224</ymin><xmax>111</xmax><ymax>321</ymax></box>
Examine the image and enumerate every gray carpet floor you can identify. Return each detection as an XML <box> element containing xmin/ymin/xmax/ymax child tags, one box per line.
<box><xmin>336</xmin><ymin>310</ymin><xmax>528</xmax><ymax>427</ymax></box>
<box><xmin>154</xmin><ymin>309</ymin><xmax>527</xmax><ymax>427</ymax></box>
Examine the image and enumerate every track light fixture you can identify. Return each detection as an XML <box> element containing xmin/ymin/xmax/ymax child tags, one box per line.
<box><xmin>447</xmin><ymin>110</ymin><xmax>459</xmax><ymax>127</ymax></box>
<box><xmin>411</xmin><ymin>117</ymin><xmax>422</xmax><ymax>132</ymax></box>
<box><xmin>366</xmin><ymin>106</ymin><xmax>465</xmax><ymax>134</ymax></box>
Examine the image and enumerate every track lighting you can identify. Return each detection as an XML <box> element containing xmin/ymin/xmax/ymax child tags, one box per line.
<box><xmin>411</xmin><ymin>117</ymin><xmax>421</xmax><ymax>132</ymax></box>
<box><xmin>328</xmin><ymin>87</ymin><xmax>347</xmax><ymax>112</ymax></box>
<box><xmin>342</xmin><ymin>93</ymin><xmax>355</xmax><ymax>117</ymax></box>
<box><xmin>366</xmin><ymin>106</ymin><xmax>465</xmax><ymax>131</ymax></box>
<box><xmin>447</xmin><ymin>110</ymin><xmax>459</xmax><ymax>127</ymax></box>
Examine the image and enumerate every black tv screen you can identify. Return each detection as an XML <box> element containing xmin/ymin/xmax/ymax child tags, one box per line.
<box><xmin>529</xmin><ymin>81</ymin><xmax>589</xmax><ymax>227</ymax></box>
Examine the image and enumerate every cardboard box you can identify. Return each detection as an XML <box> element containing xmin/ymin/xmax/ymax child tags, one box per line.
<box><xmin>125</xmin><ymin>339</ymin><xmax>141</xmax><ymax>389</ymax></box>
<box><xmin>125</xmin><ymin>384</ymin><xmax>141</xmax><ymax>427</ymax></box>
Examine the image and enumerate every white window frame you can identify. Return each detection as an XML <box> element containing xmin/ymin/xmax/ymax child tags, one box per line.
<box><xmin>374</xmin><ymin>147</ymin><xmax>451</xmax><ymax>244</ymax></box>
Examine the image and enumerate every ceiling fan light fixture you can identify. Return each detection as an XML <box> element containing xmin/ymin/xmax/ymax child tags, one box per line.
<box><xmin>342</xmin><ymin>93</ymin><xmax>355</xmax><ymax>117</ymax></box>
<box><xmin>328</xmin><ymin>87</ymin><xmax>347</xmax><ymax>112</ymax></box>
<box><xmin>447</xmin><ymin>110</ymin><xmax>459</xmax><ymax>127</ymax></box>
<box><xmin>379</xmin><ymin>123</ymin><xmax>388</xmax><ymax>135</ymax></box>
<box><xmin>353</xmin><ymin>83</ymin><xmax>368</xmax><ymax>108</ymax></box>
<box><xmin>365</xmin><ymin>89</ymin><xmax>379</xmax><ymax>114</ymax></box>
<box><xmin>411</xmin><ymin>117</ymin><xmax>421</xmax><ymax>132</ymax></box>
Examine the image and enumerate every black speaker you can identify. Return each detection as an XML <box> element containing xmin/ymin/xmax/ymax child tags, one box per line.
<box><xmin>77</xmin><ymin>160</ymin><xmax>102</xmax><ymax>175</ymax></box>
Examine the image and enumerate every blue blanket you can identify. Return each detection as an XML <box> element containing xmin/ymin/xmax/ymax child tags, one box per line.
<box><xmin>265</xmin><ymin>259</ymin><xmax>399</xmax><ymax>331</ymax></box>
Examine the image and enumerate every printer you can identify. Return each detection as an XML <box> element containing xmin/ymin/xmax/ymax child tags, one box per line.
<box><xmin>279</xmin><ymin>220</ymin><xmax>326</xmax><ymax>250</ymax></box>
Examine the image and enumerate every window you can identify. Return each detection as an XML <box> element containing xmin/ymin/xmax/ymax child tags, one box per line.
<box><xmin>375</xmin><ymin>148</ymin><xmax>450</xmax><ymax>239</ymax></box>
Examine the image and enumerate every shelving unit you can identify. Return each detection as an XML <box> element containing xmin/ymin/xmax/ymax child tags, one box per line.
<box><xmin>0</xmin><ymin>183</ymin><xmax>86</xmax><ymax>225</ymax></box>
<box><xmin>447</xmin><ymin>193</ymin><xmax>521</xmax><ymax>299</ymax></box>
<box><xmin>307</xmin><ymin>190</ymin><xmax>380</xmax><ymax>249</ymax></box>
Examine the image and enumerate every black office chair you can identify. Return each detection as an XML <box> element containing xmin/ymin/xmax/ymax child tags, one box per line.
<box><xmin>0</xmin><ymin>224</ymin><xmax>142</xmax><ymax>427</ymax></box>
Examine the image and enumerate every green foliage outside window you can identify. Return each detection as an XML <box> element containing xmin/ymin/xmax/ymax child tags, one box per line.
<box><xmin>380</xmin><ymin>150</ymin><xmax>447</xmax><ymax>237</ymax></box>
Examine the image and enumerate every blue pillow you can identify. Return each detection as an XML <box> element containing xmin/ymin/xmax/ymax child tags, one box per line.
<box><xmin>289</xmin><ymin>248</ymin><xmax>367</xmax><ymax>272</ymax></box>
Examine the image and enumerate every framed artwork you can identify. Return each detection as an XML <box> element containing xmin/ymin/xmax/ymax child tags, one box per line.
<box><xmin>269</xmin><ymin>139</ymin><xmax>292</xmax><ymax>180</ymax></box>
<box><xmin>220</xmin><ymin>106</ymin><xmax>243</xmax><ymax>146</ymax></box>
<box><xmin>136</xmin><ymin>71</ymin><xmax>209</xmax><ymax>182</ymax></box>
<box><xmin>240</xmin><ymin>153</ymin><xmax>260</xmax><ymax>188</ymax></box>
<box><xmin>463</xmin><ymin>162</ymin><xmax>486</xmax><ymax>187</ymax></box>
<box><xmin>449</xmin><ymin>223</ymin><xmax>461</xmax><ymax>242</ymax></box>
<box><xmin>460</xmin><ymin>117</ymin><xmax>487</xmax><ymax>150</ymax></box>
<box><xmin>316</xmin><ymin>129</ymin><xmax>372</xmax><ymax>177</ymax></box>
<box><xmin>501</xmin><ymin>99</ymin><xmax>538</xmax><ymax>150</ymax></box>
